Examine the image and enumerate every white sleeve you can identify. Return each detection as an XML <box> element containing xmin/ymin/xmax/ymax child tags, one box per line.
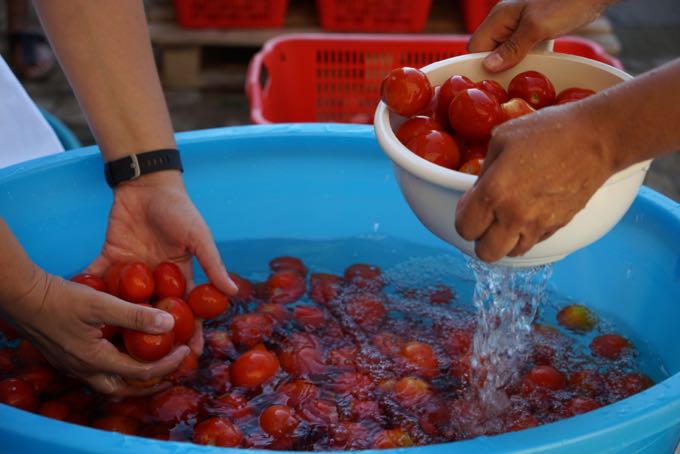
<box><xmin>0</xmin><ymin>55</ymin><xmax>64</xmax><ymax>169</ymax></box>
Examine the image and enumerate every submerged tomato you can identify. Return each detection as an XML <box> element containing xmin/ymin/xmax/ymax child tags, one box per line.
<box><xmin>381</xmin><ymin>67</ymin><xmax>433</xmax><ymax>117</ymax></box>
<box><xmin>266</xmin><ymin>270</ymin><xmax>306</xmax><ymax>304</ymax></box>
<box><xmin>269</xmin><ymin>256</ymin><xmax>307</xmax><ymax>276</ymax></box>
<box><xmin>260</xmin><ymin>405</ymin><xmax>300</xmax><ymax>437</ymax></box>
<box><xmin>230</xmin><ymin>313</ymin><xmax>274</xmax><ymax>348</ymax></box>
<box><xmin>590</xmin><ymin>333</ymin><xmax>630</xmax><ymax>359</ymax></box>
<box><xmin>230</xmin><ymin>348</ymin><xmax>280</xmax><ymax>388</ymax></box>
<box><xmin>0</xmin><ymin>377</ymin><xmax>38</xmax><ymax>411</ymax></box>
<box><xmin>193</xmin><ymin>417</ymin><xmax>243</xmax><ymax>447</ymax></box>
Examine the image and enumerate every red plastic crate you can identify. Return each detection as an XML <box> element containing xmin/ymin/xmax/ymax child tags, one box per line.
<box><xmin>460</xmin><ymin>0</ymin><xmax>497</xmax><ymax>33</ymax></box>
<box><xmin>316</xmin><ymin>0</ymin><xmax>432</xmax><ymax>32</ymax></box>
<box><xmin>173</xmin><ymin>0</ymin><xmax>288</xmax><ymax>28</ymax></box>
<box><xmin>246</xmin><ymin>34</ymin><xmax>623</xmax><ymax>124</ymax></box>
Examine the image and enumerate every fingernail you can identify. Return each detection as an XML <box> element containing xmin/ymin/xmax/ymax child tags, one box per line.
<box><xmin>484</xmin><ymin>53</ymin><xmax>504</xmax><ymax>71</ymax></box>
<box><xmin>226</xmin><ymin>276</ymin><xmax>239</xmax><ymax>294</ymax></box>
<box><xmin>154</xmin><ymin>312</ymin><xmax>174</xmax><ymax>331</ymax></box>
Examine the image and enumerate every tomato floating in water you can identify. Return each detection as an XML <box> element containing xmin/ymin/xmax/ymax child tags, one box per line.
<box><xmin>230</xmin><ymin>348</ymin><xmax>280</xmax><ymax>388</ymax></box>
<box><xmin>269</xmin><ymin>256</ymin><xmax>307</xmax><ymax>276</ymax></box>
<box><xmin>259</xmin><ymin>404</ymin><xmax>300</xmax><ymax>437</ymax></box>
<box><xmin>266</xmin><ymin>270</ymin><xmax>306</xmax><ymax>304</ymax></box>
<box><xmin>0</xmin><ymin>377</ymin><xmax>38</xmax><ymax>411</ymax></box>
<box><xmin>590</xmin><ymin>333</ymin><xmax>631</xmax><ymax>359</ymax></box>
<box><xmin>193</xmin><ymin>417</ymin><xmax>243</xmax><ymax>447</ymax></box>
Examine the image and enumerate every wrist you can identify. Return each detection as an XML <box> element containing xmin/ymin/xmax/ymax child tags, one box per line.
<box><xmin>105</xmin><ymin>148</ymin><xmax>183</xmax><ymax>189</ymax></box>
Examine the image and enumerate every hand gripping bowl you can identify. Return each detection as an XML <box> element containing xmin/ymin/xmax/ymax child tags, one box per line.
<box><xmin>374</xmin><ymin>51</ymin><xmax>652</xmax><ymax>267</ymax></box>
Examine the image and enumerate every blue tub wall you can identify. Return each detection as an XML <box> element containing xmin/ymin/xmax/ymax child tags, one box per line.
<box><xmin>0</xmin><ymin>124</ymin><xmax>678</xmax><ymax>454</ymax></box>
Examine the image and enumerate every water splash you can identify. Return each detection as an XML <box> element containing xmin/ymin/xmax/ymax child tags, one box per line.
<box><xmin>466</xmin><ymin>260</ymin><xmax>553</xmax><ymax>424</ymax></box>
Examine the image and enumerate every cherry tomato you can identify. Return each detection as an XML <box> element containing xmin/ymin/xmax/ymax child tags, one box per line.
<box><xmin>92</xmin><ymin>415</ymin><xmax>139</xmax><ymax>435</ymax></box>
<box><xmin>508</xmin><ymin>70</ymin><xmax>556</xmax><ymax>108</ymax></box>
<box><xmin>155</xmin><ymin>297</ymin><xmax>195</xmax><ymax>345</ymax></box>
<box><xmin>153</xmin><ymin>262</ymin><xmax>186</xmax><ymax>299</ymax></box>
<box><xmin>436</xmin><ymin>74</ymin><xmax>476</xmax><ymax>127</ymax></box>
<box><xmin>193</xmin><ymin>417</ymin><xmax>243</xmax><ymax>447</ymax></box>
<box><xmin>590</xmin><ymin>333</ymin><xmax>630</xmax><ymax>359</ymax></box>
<box><xmin>522</xmin><ymin>365</ymin><xmax>566</xmax><ymax>391</ymax></box>
<box><xmin>212</xmin><ymin>393</ymin><xmax>253</xmax><ymax>419</ymax></box>
<box><xmin>149</xmin><ymin>385</ymin><xmax>202</xmax><ymax>423</ymax></box>
<box><xmin>568</xmin><ymin>369</ymin><xmax>605</xmax><ymax>397</ymax></box>
<box><xmin>260</xmin><ymin>405</ymin><xmax>300</xmax><ymax>437</ymax></box>
<box><xmin>256</xmin><ymin>303</ymin><xmax>291</xmax><ymax>324</ymax></box>
<box><xmin>38</xmin><ymin>400</ymin><xmax>70</xmax><ymax>421</ymax></box>
<box><xmin>15</xmin><ymin>364</ymin><xmax>56</xmax><ymax>393</ymax></box>
<box><xmin>269</xmin><ymin>256</ymin><xmax>307</xmax><ymax>276</ymax></box>
<box><xmin>556</xmin><ymin>87</ymin><xmax>595</xmax><ymax>105</ymax></box>
<box><xmin>206</xmin><ymin>362</ymin><xmax>232</xmax><ymax>394</ymax></box>
<box><xmin>102</xmin><ymin>397</ymin><xmax>149</xmax><ymax>421</ymax></box>
<box><xmin>500</xmin><ymin>97</ymin><xmax>536</xmax><ymax>122</ymax></box>
<box><xmin>406</xmin><ymin>130</ymin><xmax>461</xmax><ymax>170</ymax></box>
<box><xmin>104</xmin><ymin>262</ymin><xmax>126</xmax><ymax>296</ymax></box>
<box><xmin>381</xmin><ymin>67</ymin><xmax>433</xmax><ymax>117</ymax></box>
<box><xmin>71</xmin><ymin>273</ymin><xmax>107</xmax><ymax>292</ymax></box>
<box><xmin>277</xmin><ymin>380</ymin><xmax>320</xmax><ymax>407</ymax></box>
<box><xmin>373</xmin><ymin>428</ymin><xmax>414</xmax><ymax>448</ymax></box>
<box><xmin>187</xmin><ymin>283</ymin><xmax>230</xmax><ymax>319</ymax></box>
<box><xmin>123</xmin><ymin>304</ymin><xmax>175</xmax><ymax>362</ymax></box>
<box><xmin>395</xmin><ymin>115</ymin><xmax>444</xmax><ymax>145</ymax></box>
<box><xmin>309</xmin><ymin>273</ymin><xmax>342</xmax><ymax>305</ymax></box>
<box><xmin>278</xmin><ymin>333</ymin><xmax>325</xmax><ymax>377</ymax></box>
<box><xmin>0</xmin><ymin>377</ymin><xmax>38</xmax><ymax>411</ymax></box>
<box><xmin>608</xmin><ymin>372</ymin><xmax>653</xmax><ymax>399</ymax></box>
<box><xmin>293</xmin><ymin>305</ymin><xmax>326</xmax><ymax>330</ymax></box>
<box><xmin>449</xmin><ymin>88</ymin><xmax>503</xmax><ymax>142</ymax></box>
<box><xmin>346</xmin><ymin>293</ymin><xmax>387</xmax><ymax>329</ymax></box>
<box><xmin>393</xmin><ymin>376</ymin><xmax>432</xmax><ymax>406</ymax></box>
<box><xmin>230</xmin><ymin>273</ymin><xmax>254</xmax><ymax>303</ymax></box>
<box><xmin>458</xmin><ymin>158</ymin><xmax>484</xmax><ymax>175</ymax></box>
<box><xmin>401</xmin><ymin>341</ymin><xmax>439</xmax><ymax>378</ymax></box>
<box><xmin>333</xmin><ymin>372</ymin><xmax>374</xmax><ymax>399</ymax></box>
<box><xmin>344</xmin><ymin>263</ymin><xmax>384</xmax><ymax>290</ymax></box>
<box><xmin>118</xmin><ymin>262</ymin><xmax>155</xmax><ymax>303</ymax></box>
<box><xmin>266</xmin><ymin>270</ymin><xmax>306</xmax><ymax>304</ymax></box>
<box><xmin>230</xmin><ymin>348</ymin><xmax>280</xmax><ymax>388</ymax></box>
<box><xmin>205</xmin><ymin>330</ymin><xmax>236</xmax><ymax>359</ymax></box>
<box><xmin>166</xmin><ymin>351</ymin><xmax>199</xmax><ymax>383</ymax></box>
<box><xmin>476</xmin><ymin>79</ymin><xmax>509</xmax><ymax>103</ymax></box>
<box><xmin>14</xmin><ymin>339</ymin><xmax>46</xmax><ymax>366</ymax></box>
<box><xmin>230</xmin><ymin>313</ymin><xmax>273</xmax><ymax>348</ymax></box>
<box><xmin>0</xmin><ymin>348</ymin><xmax>13</xmax><ymax>372</ymax></box>
<box><xmin>562</xmin><ymin>396</ymin><xmax>601</xmax><ymax>417</ymax></box>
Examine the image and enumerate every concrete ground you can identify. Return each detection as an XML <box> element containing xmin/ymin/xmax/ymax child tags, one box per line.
<box><xmin>2</xmin><ymin>0</ymin><xmax>679</xmax><ymax>203</ymax></box>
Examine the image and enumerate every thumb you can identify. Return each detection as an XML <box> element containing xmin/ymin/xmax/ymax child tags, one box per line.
<box><xmin>482</xmin><ymin>29</ymin><xmax>539</xmax><ymax>72</ymax></box>
<box><xmin>92</xmin><ymin>296</ymin><xmax>175</xmax><ymax>334</ymax></box>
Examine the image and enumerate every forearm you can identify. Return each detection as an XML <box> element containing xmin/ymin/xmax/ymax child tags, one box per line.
<box><xmin>32</xmin><ymin>0</ymin><xmax>175</xmax><ymax>161</ymax></box>
<box><xmin>583</xmin><ymin>59</ymin><xmax>680</xmax><ymax>172</ymax></box>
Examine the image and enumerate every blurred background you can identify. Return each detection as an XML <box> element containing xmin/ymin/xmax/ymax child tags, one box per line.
<box><xmin>1</xmin><ymin>0</ymin><xmax>678</xmax><ymax>201</ymax></box>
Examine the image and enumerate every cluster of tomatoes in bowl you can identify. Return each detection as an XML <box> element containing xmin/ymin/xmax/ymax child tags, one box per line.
<box><xmin>0</xmin><ymin>257</ymin><xmax>654</xmax><ymax>449</ymax></box>
<box><xmin>380</xmin><ymin>66</ymin><xmax>595</xmax><ymax>175</ymax></box>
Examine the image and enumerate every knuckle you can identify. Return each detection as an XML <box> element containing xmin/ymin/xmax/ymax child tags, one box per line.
<box><xmin>128</xmin><ymin>306</ymin><xmax>150</xmax><ymax>331</ymax></box>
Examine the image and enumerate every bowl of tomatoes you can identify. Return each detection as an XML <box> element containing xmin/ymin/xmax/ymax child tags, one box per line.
<box><xmin>373</xmin><ymin>51</ymin><xmax>652</xmax><ymax>266</ymax></box>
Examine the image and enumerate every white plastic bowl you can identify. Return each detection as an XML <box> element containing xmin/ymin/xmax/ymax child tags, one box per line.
<box><xmin>374</xmin><ymin>51</ymin><xmax>651</xmax><ymax>267</ymax></box>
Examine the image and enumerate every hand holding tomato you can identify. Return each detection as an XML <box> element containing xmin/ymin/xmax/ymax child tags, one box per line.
<box><xmin>455</xmin><ymin>99</ymin><xmax>616</xmax><ymax>262</ymax></box>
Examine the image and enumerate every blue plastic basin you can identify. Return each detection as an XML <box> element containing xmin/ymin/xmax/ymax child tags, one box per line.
<box><xmin>0</xmin><ymin>124</ymin><xmax>678</xmax><ymax>453</ymax></box>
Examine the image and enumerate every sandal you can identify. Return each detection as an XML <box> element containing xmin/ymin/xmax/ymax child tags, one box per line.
<box><xmin>8</xmin><ymin>31</ymin><xmax>57</xmax><ymax>81</ymax></box>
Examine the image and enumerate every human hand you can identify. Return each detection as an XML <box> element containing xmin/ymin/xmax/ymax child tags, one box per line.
<box><xmin>468</xmin><ymin>0</ymin><xmax>613</xmax><ymax>72</ymax></box>
<box><xmin>7</xmin><ymin>267</ymin><xmax>189</xmax><ymax>396</ymax></box>
<box><xmin>86</xmin><ymin>171</ymin><xmax>238</xmax><ymax>355</ymax></box>
<box><xmin>455</xmin><ymin>101</ymin><xmax>617</xmax><ymax>262</ymax></box>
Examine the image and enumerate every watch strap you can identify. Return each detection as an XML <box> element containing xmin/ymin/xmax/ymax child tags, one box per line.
<box><xmin>104</xmin><ymin>148</ymin><xmax>183</xmax><ymax>188</ymax></box>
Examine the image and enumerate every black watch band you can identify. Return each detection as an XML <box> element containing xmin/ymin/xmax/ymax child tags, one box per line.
<box><xmin>104</xmin><ymin>148</ymin><xmax>183</xmax><ymax>188</ymax></box>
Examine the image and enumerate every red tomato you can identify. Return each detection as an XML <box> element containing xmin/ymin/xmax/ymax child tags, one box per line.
<box><xmin>297</xmin><ymin>398</ymin><xmax>338</xmax><ymax>428</ymax></box>
<box><xmin>401</xmin><ymin>341</ymin><xmax>439</xmax><ymax>378</ymax></box>
<box><xmin>153</xmin><ymin>262</ymin><xmax>186</xmax><ymax>299</ymax></box>
<box><xmin>71</xmin><ymin>273</ymin><xmax>107</xmax><ymax>292</ymax></box>
<box><xmin>14</xmin><ymin>340</ymin><xmax>46</xmax><ymax>366</ymax></box>
<box><xmin>230</xmin><ymin>273</ymin><xmax>254</xmax><ymax>303</ymax></box>
<box><xmin>266</xmin><ymin>270</ymin><xmax>306</xmax><ymax>304</ymax></box>
<box><xmin>458</xmin><ymin>158</ymin><xmax>484</xmax><ymax>175</ymax></box>
<box><xmin>562</xmin><ymin>396</ymin><xmax>601</xmax><ymax>417</ymax></box>
<box><xmin>333</xmin><ymin>372</ymin><xmax>374</xmax><ymax>399</ymax></box>
<box><xmin>102</xmin><ymin>397</ymin><xmax>149</xmax><ymax>421</ymax></box>
<box><xmin>507</xmin><ymin>414</ymin><xmax>540</xmax><ymax>432</ymax></box>
<box><xmin>100</xmin><ymin>324</ymin><xmax>119</xmax><ymax>340</ymax></box>
<box><xmin>206</xmin><ymin>362</ymin><xmax>232</xmax><ymax>394</ymax></box>
<box><xmin>277</xmin><ymin>380</ymin><xmax>320</xmax><ymax>407</ymax></box>
<box><xmin>0</xmin><ymin>348</ymin><xmax>13</xmax><ymax>372</ymax></box>
<box><xmin>508</xmin><ymin>70</ymin><xmax>556</xmax><ymax>108</ymax></box>
<box><xmin>522</xmin><ymin>365</ymin><xmax>566</xmax><ymax>391</ymax></box>
<box><xmin>123</xmin><ymin>304</ymin><xmax>175</xmax><ymax>362</ymax></box>
<box><xmin>556</xmin><ymin>87</ymin><xmax>595</xmax><ymax>104</ymax></box>
<box><xmin>500</xmin><ymin>97</ymin><xmax>536</xmax><ymax>122</ymax></box>
<box><xmin>230</xmin><ymin>348</ymin><xmax>280</xmax><ymax>388</ymax></box>
<box><xmin>269</xmin><ymin>256</ymin><xmax>307</xmax><ymax>276</ymax></box>
<box><xmin>187</xmin><ymin>283</ymin><xmax>230</xmax><ymax>319</ymax></box>
<box><xmin>476</xmin><ymin>79</ymin><xmax>509</xmax><ymax>103</ymax></box>
<box><xmin>260</xmin><ymin>405</ymin><xmax>300</xmax><ymax>437</ymax></box>
<box><xmin>278</xmin><ymin>333</ymin><xmax>325</xmax><ymax>377</ymax></box>
<box><xmin>449</xmin><ymin>88</ymin><xmax>503</xmax><ymax>142</ymax></box>
<box><xmin>155</xmin><ymin>297</ymin><xmax>195</xmax><ymax>345</ymax></box>
<box><xmin>568</xmin><ymin>369</ymin><xmax>605</xmax><ymax>397</ymax></box>
<box><xmin>293</xmin><ymin>306</ymin><xmax>326</xmax><ymax>330</ymax></box>
<box><xmin>344</xmin><ymin>263</ymin><xmax>384</xmax><ymax>290</ymax></box>
<box><xmin>346</xmin><ymin>293</ymin><xmax>387</xmax><ymax>329</ymax></box>
<box><xmin>309</xmin><ymin>273</ymin><xmax>342</xmax><ymax>305</ymax></box>
<box><xmin>193</xmin><ymin>417</ymin><xmax>243</xmax><ymax>447</ymax></box>
<box><xmin>380</xmin><ymin>67</ymin><xmax>433</xmax><ymax>117</ymax></box>
<box><xmin>608</xmin><ymin>372</ymin><xmax>653</xmax><ymax>398</ymax></box>
<box><xmin>395</xmin><ymin>115</ymin><xmax>444</xmax><ymax>145</ymax></box>
<box><xmin>104</xmin><ymin>262</ymin><xmax>126</xmax><ymax>297</ymax></box>
<box><xmin>15</xmin><ymin>364</ymin><xmax>56</xmax><ymax>393</ymax></box>
<box><xmin>205</xmin><ymin>330</ymin><xmax>236</xmax><ymax>359</ymax></box>
<box><xmin>92</xmin><ymin>415</ymin><xmax>139</xmax><ymax>435</ymax></box>
<box><xmin>0</xmin><ymin>377</ymin><xmax>38</xmax><ymax>411</ymax></box>
<box><xmin>118</xmin><ymin>262</ymin><xmax>155</xmax><ymax>303</ymax></box>
<box><xmin>166</xmin><ymin>351</ymin><xmax>199</xmax><ymax>383</ymax></box>
<box><xmin>38</xmin><ymin>400</ymin><xmax>70</xmax><ymax>421</ymax></box>
<box><xmin>230</xmin><ymin>313</ymin><xmax>273</xmax><ymax>348</ymax></box>
<box><xmin>256</xmin><ymin>303</ymin><xmax>291</xmax><ymax>324</ymax></box>
<box><xmin>406</xmin><ymin>130</ymin><xmax>461</xmax><ymax>169</ymax></box>
<box><xmin>393</xmin><ymin>376</ymin><xmax>432</xmax><ymax>406</ymax></box>
<box><xmin>590</xmin><ymin>333</ymin><xmax>630</xmax><ymax>359</ymax></box>
<box><xmin>149</xmin><ymin>385</ymin><xmax>202</xmax><ymax>423</ymax></box>
<box><xmin>212</xmin><ymin>393</ymin><xmax>253</xmax><ymax>419</ymax></box>
<box><xmin>436</xmin><ymin>74</ymin><xmax>476</xmax><ymax>127</ymax></box>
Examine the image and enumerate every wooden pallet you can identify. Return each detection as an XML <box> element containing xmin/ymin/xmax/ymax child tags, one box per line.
<box><xmin>148</xmin><ymin>0</ymin><xmax>620</xmax><ymax>89</ymax></box>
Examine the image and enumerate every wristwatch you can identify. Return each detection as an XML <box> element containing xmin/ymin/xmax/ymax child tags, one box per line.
<box><xmin>104</xmin><ymin>148</ymin><xmax>183</xmax><ymax>188</ymax></box>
